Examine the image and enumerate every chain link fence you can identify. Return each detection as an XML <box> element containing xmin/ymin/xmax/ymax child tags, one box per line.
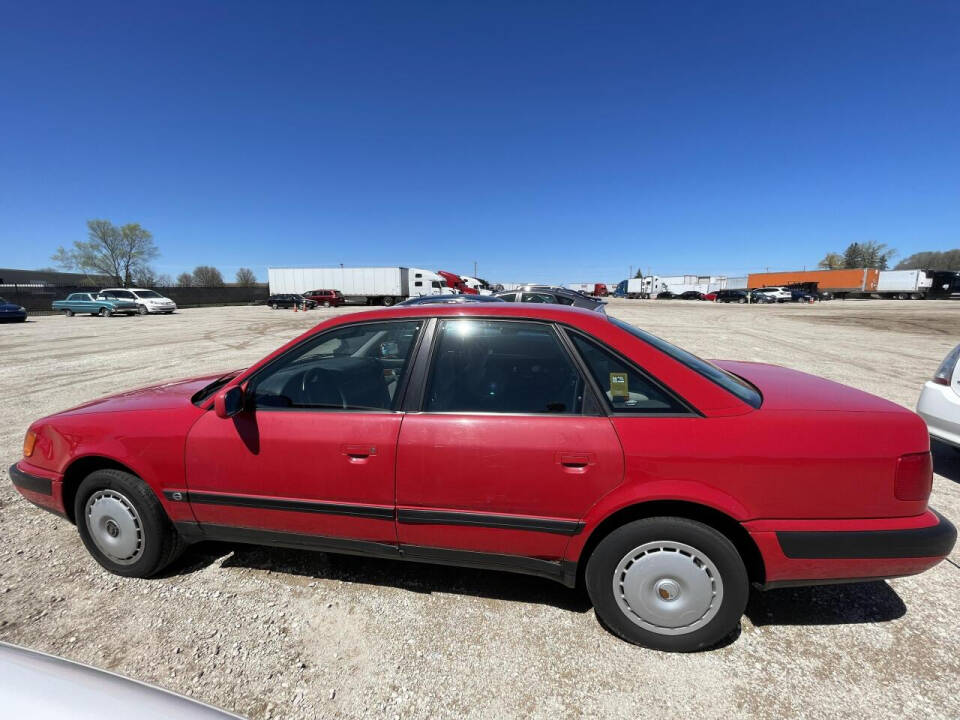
<box><xmin>1</xmin><ymin>284</ymin><xmax>270</xmax><ymax>315</ymax></box>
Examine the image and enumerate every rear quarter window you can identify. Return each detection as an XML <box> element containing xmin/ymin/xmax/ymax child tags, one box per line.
<box><xmin>609</xmin><ymin>317</ymin><xmax>762</xmax><ymax>409</ymax></box>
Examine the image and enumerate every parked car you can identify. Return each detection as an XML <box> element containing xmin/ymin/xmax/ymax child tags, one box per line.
<box><xmin>655</xmin><ymin>291</ymin><xmax>676</xmax><ymax>299</ymax></box>
<box><xmin>492</xmin><ymin>287</ymin><xmax>606</xmax><ymax>312</ymax></box>
<box><xmin>302</xmin><ymin>289</ymin><xmax>345</xmax><ymax>307</ymax></box>
<box><xmin>715</xmin><ymin>289</ymin><xmax>749</xmax><ymax>303</ymax></box>
<box><xmin>917</xmin><ymin>343</ymin><xmax>960</xmax><ymax>449</ymax></box>
<box><xmin>10</xmin><ymin>304</ymin><xmax>955</xmax><ymax>652</ymax></box>
<box><xmin>750</xmin><ymin>291</ymin><xmax>777</xmax><ymax>304</ymax></box>
<box><xmin>0</xmin><ymin>296</ymin><xmax>27</xmax><ymax>322</ymax></box>
<box><xmin>817</xmin><ymin>291</ymin><xmax>834</xmax><ymax>301</ymax></box>
<box><xmin>52</xmin><ymin>293</ymin><xmax>139</xmax><ymax>317</ymax></box>
<box><xmin>0</xmin><ymin>642</ymin><xmax>241</xmax><ymax>718</ymax></box>
<box><xmin>99</xmin><ymin>288</ymin><xmax>177</xmax><ymax>315</ymax></box>
<box><xmin>789</xmin><ymin>290</ymin><xmax>816</xmax><ymax>303</ymax></box>
<box><xmin>677</xmin><ymin>291</ymin><xmax>706</xmax><ymax>301</ymax></box>
<box><xmin>753</xmin><ymin>287</ymin><xmax>791</xmax><ymax>303</ymax></box>
<box><xmin>397</xmin><ymin>294</ymin><xmax>505</xmax><ymax>306</ymax></box>
<box><xmin>703</xmin><ymin>291</ymin><xmax>718</xmax><ymax>301</ymax></box>
<box><xmin>267</xmin><ymin>294</ymin><xmax>317</xmax><ymax>309</ymax></box>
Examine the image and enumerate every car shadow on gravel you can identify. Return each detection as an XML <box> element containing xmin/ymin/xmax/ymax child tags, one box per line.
<box><xmin>746</xmin><ymin>581</ymin><xmax>906</xmax><ymax>626</ymax></box>
<box><xmin>931</xmin><ymin>439</ymin><xmax>960</xmax><ymax>483</ymax></box>
<box><xmin>171</xmin><ymin>542</ymin><xmax>594</xmax><ymax>612</ymax></box>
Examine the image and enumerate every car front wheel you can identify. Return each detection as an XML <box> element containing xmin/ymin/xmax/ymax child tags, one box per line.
<box><xmin>74</xmin><ymin>469</ymin><xmax>184</xmax><ymax>578</ymax></box>
<box><xmin>137</xmin><ymin>305</ymin><xmax>149</xmax><ymax>315</ymax></box>
<box><xmin>64</xmin><ymin>309</ymin><xmax>74</xmax><ymax>317</ymax></box>
<box><xmin>585</xmin><ymin>517</ymin><xmax>748</xmax><ymax>652</ymax></box>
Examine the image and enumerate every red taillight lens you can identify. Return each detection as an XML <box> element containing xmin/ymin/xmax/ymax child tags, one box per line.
<box><xmin>895</xmin><ymin>452</ymin><xmax>933</xmax><ymax>501</ymax></box>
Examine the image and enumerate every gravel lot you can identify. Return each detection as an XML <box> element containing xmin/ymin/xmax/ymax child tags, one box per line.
<box><xmin>1</xmin><ymin>299</ymin><xmax>958</xmax><ymax>719</ymax></box>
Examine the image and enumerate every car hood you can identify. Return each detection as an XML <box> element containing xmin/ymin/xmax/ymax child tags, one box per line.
<box><xmin>54</xmin><ymin>370</ymin><xmax>242</xmax><ymax>416</ymax></box>
<box><xmin>712</xmin><ymin>360</ymin><xmax>908</xmax><ymax>414</ymax></box>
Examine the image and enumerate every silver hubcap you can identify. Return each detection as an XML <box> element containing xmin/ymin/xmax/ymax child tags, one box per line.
<box><xmin>613</xmin><ymin>541</ymin><xmax>723</xmax><ymax>636</ymax></box>
<box><xmin>85</xmin><ymin>490</ymin><xmax>144</xmax><ymax>565</ymax></box>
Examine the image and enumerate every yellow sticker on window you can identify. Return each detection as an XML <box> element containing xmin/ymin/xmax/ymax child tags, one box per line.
<box><xmin>609</xmin><ymin>372</ymin><xmax>628</xmax><ymax>399</ymax></box>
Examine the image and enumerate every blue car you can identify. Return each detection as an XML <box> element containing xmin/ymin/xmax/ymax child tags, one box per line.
<box><xmin>52</xmin><ymin>292</ymin><xmax>140</xmax><ymax>317</ymax></box>
<box><xmin>0</xmin><ymin>296</ymin><xmax>27</xmax><ymax>322</ymax></box>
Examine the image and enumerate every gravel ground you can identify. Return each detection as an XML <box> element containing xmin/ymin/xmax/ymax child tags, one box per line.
<box><xmin>1</xmin><ymin>299</ymin><xmax>958</xmax><ymax>719</ymax></box>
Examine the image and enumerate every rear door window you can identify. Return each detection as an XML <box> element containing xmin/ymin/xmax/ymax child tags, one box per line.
<box><xmin>424</xmin><ymin>319</ymin><xmax>585</xmax><ymax>414</ymax></box>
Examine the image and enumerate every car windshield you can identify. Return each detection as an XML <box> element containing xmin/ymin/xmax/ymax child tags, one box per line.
<box><xmin>133</xmin><ymin>290</ymin><xmax>162</xmax><ymax>299</ymax></box>
<box><xmin>609</xmin><ymin>317</ymin><xmax>762</xmax><ymax>409</ymax></box>
<box><xmin>0</xmin><ymin>296</ymin><xmax>7</xmax><ymax>303</ymax></box>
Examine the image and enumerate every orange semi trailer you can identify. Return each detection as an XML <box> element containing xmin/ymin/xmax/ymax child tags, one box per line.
<box><xmin>748</xmin><ymin>268</ymin><xmax>879</xmax><ymax>294</ymax></box>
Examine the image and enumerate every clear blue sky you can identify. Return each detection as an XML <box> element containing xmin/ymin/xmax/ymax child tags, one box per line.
<box><xmin>1</xmin><ymin>1</ymin><xmax>958</xmax><ymax>284</ymax></box>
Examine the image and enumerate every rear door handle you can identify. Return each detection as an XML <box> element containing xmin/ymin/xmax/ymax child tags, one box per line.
<box><xmin>556</xmin><ymin>453</ymin><xmax>594</xmax><ymax>472</ymax></box>
<box><xmin>341</xmin><ymin>444</ymin><xmax>377</xmax><ymax>461</ymax></box>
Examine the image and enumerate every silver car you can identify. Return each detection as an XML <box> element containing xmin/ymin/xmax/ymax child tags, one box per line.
<box><xmin>0</xmin><ymin>642</ymin><xmax>242</xmax><ymax>719</ymax></box>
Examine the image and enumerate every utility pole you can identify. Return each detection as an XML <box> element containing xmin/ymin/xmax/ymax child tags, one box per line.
<box><xmin>473</xmin><ymin>261</ymin><xmax>477</xmax><ymax>278</ymax></box>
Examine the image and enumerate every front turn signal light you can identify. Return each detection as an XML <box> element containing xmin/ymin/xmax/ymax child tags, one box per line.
<box><xmin>23</xmin><ymin>431</ymin><xmax>36</xmax><ymax>458</ymax></box>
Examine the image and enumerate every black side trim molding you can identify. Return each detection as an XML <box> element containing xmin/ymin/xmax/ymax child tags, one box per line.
<box><xmin>9</xmin><ymin>464</ymin><xmax>52</xmax><ymax>496</ymax></box>
<box><xmin>776</xmin><ymin>510</ymin><xmax>957</xmax><ymax>559</ymax></box>
<box><xmin>397</xmin><ymin>508</ymin><xmax>584</xmax><ymax>536</ymax></box>
<box><xmin>173</xmin><ymin>522</ymin><xmax>578</xmax><ymax>587</ymax></box>
<box><xmin>164</xmin><ymin>491</ymin><xmax>393</xmax><ymax>520</ymax></box>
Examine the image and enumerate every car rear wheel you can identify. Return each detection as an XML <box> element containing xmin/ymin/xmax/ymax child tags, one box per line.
<box><xmin>585</xmin><ymin>517</ymin><xmax>749</xmax><ymax>652</ymax></box>
<box><xmin>74</xmin><ymin>469</ymin><xmax>184</xmax><ymax>578</ymax></box>
<box><xmin>382</xmin><ymin>296</ymin><xmax>395</xmax><ymax>306</ymax></box>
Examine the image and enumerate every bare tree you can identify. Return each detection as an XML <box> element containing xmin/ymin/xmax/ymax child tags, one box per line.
<box><xmin>192</xmin><ymin>265</ymin><xmax>225</xmax><ymax>287</ymax></box>
<box><xmin>176</xmin><ymin>272</ymin><xmax>194</xmax><ymax>287</ymax></box>
<box><xmin>235</xmin><ymin>267</ymin><xmax>257</xmax><ymax>286</ymax></box>
<box><xmin>817</xmin><ymin>252</ymin><xmax>844</xmax><ymax>270</ymax></box>
<box><xmin>52</xmin><ymin>219</ymin><xmax>159</xmax><ymax>286</ymax></box>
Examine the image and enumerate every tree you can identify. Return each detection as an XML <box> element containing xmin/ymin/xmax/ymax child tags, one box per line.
<box><xmin>176</xmin><ymin>272</ymin><xmax>194</xmax><ymax>287</ymax></box>
<box><xmin>818</xmin><ymin>252</ymin><xmax>844</xmax><ymax>270</ymax></box>
<box><xmin>634</xmin><ymin>268</ymin><xmax>645</xmax><ymax>278</ymax></box>
<box><xmin>896</xmin><ymin>249</ymin><xmax>960</xmax><ymax>270</ymax></box>
<box><xmin>192</xmin><ymin>265</ymin><xmax>225</xmax><ymax>286</ymax></box>
<box><xmin>132</xmin><ymin>265</ymin><xmax>160</xmax><ymax>286</ymax></box>
<box><xmin>235</xmin><ymin>267</ymin><xmax>257</xmax><ymax>286</ymax></box>
<box><xmin>52</xmin><ymin>219</ymin><xmax>159</xmax><ymax>286</ymax></box>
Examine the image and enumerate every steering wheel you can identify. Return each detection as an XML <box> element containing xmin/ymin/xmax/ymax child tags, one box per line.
<box><xmin>301</xmin><ymin>367</ymin><xmax>348</xmax><ymax>408</ymax></box>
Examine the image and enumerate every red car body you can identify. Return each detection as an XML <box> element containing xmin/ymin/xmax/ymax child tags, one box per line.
<box><xmin>10</xmin><ymin>304</ymin><xmax>955</xmax><ymax>647</ymax></box>
<box><xmin>703</xmin><ymin>292</ymin><xmax>718</xmax><ymax>301</ymax></box>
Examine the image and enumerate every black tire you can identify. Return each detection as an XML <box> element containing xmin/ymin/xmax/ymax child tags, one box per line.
<box><xmin>74</xmin><ymin>469</ymin><xmax>185</xmax><ymax>578</ymax></box>
<box><xmin>382</xmin><ymin>296</ymin><xmax>395</xmax><ymax>306</ymax></box>
<box><xmin>64</xmin><ymin>309</ymin><xmax>74</xmax><ymax>317</ymax></box>
<box><xmin>98</xmin><ymin>307</ymin><xmax>113</xmax><ymax>317</ymax></box>
<box><xmin>322</xmin><ymin>300</ymin><xmax>331</xmax><ymax>308</ymax></box>
<box><xmin>738</xmin><ymin>297</ymin><xmax>746</xmax><ymax>304</ymax></box>
<box><xmin>271</xmin><ymin>303</ymin><xmax>279</xmax><ymax>310</ymax></box>
<box><xmin>137</xmin><ymin>305</ymin><xmax>149</xmax><ymax>315</ymax></box>
<box><xmin>585</xmin><ymin>517</ymin><xmax>749</xmax><ymax>652</ymax></box>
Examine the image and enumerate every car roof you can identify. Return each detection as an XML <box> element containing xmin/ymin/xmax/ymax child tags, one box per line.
<box><xmin>326</xmin><ymin>301</ymin><xmax>608</xmax><ymax>327</ymax></box>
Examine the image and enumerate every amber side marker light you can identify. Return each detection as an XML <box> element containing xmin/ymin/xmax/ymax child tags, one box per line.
<box><xmin>23</xmin><ymin>431</ymin><xmax>36</xmax><ymax>458</ymax></box>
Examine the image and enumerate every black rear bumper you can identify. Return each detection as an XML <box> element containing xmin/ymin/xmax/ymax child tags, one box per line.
<box><xmin>777</xmin><ymin>509</ymin><xmax>957</xmax><ymax>559</ymax></box>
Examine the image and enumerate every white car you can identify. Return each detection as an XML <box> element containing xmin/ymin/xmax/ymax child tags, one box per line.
<box><xmin>917</xmin><ymin>344</ymin><xmax>960</xmax><ymax>448</ymax></box>
<box><xmin>100</xmin><ymin>288</ymin><xmax>177</xmax><ymax>315</ymax></box>
<box><xmin>754</xmin><ymin>286</ymin><xmax>792</xmax><ymax>302</ymax></box>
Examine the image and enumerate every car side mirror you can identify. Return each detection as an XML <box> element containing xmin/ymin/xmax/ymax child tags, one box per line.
<box><xmin>214</xmin><ymin>386</ymin><xmax>245</xmax><ymax>419</ymax></box>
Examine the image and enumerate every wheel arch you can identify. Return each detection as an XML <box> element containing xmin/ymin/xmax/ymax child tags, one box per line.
<box><xmin>571</xmin><ymin>500</ymin><xmax>766</xmax><ymax>587</ymax></box>
<box><xmin>61</xmin><ymin>456</ymin><xmax>145</xmax><ymax>524</ymax></box>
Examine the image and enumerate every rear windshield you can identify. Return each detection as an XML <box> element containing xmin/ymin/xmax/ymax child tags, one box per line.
<box><xmin>609</xmin><ymin>317</ymin><xmax>762</xmax><ymax>409</ymax></box>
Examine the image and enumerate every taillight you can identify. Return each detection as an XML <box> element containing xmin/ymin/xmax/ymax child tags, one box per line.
<box><xmin>932</xmin><ymin>344</ymin><xmax>960</xmax><ymax>385</ymax></box>
<box><xmin>23</xmin><ymin>430</ymin><xmax>36</xmax><ymax>458</ymax></box>
<box><xmin>894</xmin><ymin>452</ymin><xmax>933</xmax><ymax>501</ymax></box>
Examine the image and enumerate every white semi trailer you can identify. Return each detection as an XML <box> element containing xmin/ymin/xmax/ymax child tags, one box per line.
<box><xmin>876</xmin><ymin>270</ymin><xmax>933</xmax><ymax>299</ymax></box>
<box><xmin>268</xmin><ymin>266</ymin><xmax>448</xmax><ymax>306</ymax></box>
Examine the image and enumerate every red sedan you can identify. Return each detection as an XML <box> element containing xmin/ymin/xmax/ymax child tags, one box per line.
<box><xmin>10</xmin><ymin>305</ymin><xmax>955</xmax><ymax>651</ymax></box>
